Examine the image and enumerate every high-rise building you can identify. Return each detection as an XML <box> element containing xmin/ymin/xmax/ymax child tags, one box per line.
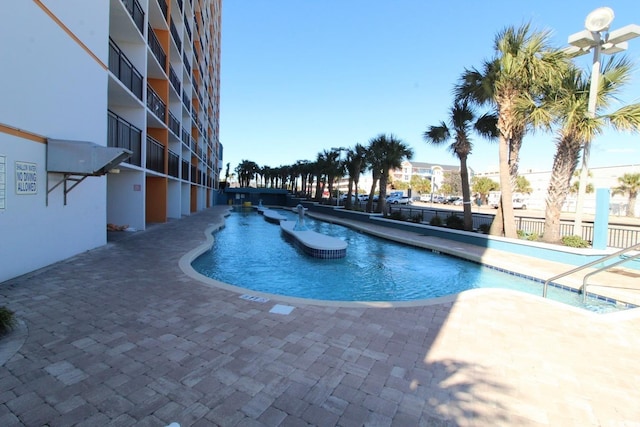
<box><xmin>0</xmin><ymin>0</ymin><xmax>222</xmax><ymax>282</ymax></box>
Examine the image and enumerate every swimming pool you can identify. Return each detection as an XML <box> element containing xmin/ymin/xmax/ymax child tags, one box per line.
<box><xmin>191</xmin><ymin>209</ymin><xmax>625</xmax><ymax>313</ymax></box>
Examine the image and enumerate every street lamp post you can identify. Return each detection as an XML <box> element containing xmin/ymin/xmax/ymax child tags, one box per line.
<box><xmin>566</xmin><ymin>7</ymin><xmax>640</xmax><ymax>236</ymax></box>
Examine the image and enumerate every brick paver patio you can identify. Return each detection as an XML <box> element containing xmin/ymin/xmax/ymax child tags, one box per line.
<box><xmin>1</xmin><ymin>206</ymin><xmax>639</xmax><ymax>426</ymax></box>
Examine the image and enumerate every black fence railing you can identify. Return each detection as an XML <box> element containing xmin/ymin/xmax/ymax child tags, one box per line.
<box><xmin>157</xmin><ymin>0</ymin><xmax>168</xmax><ymax>20</ymax></box>
<box><xmin>168</xmin><ymin>111</ymin><xmax>180</xmax><ymax>136</ymax></box>
<box><xmin>108</xmin><ymin>39</ymin><xmax>143</xmax><ymax>100</ymax></box>
<box><xmin>169</xmin><ymin>65</ymin><xmax>181</xmax><ymax>94</ymax></box>
<box><xmin>107</xmin><ymin>110</ymin><xmax>142</xmax><ymax>166</ymax></box>
<box><xmin>147</xmin><ymin>25</ymin><xmax>167</xmax><ymax>69</ymax></box>
<box><xmin>185</xmin><ymin>18</ymin><xmax>192</xmax><ymax>41</ymax></box>
<box><xmin>168</xmin><ymin>150</ymin><xmax>179</xmax><ymax>177</ymax></box>
<box><xmin>170</xmin><ymin>19</ymin><xmax>182</xmax><ymax>51</ymax></box>
<box><xmin>146</xmin><ymin>85</ymin><xmax>166</xmax><ymax>122</ymax></box>
<box><xmin>183</xmin><ymin>52</ymin><xmax>191</xmax><ymax>76</ymax></box>
<box><xmin>388</xmin><ymin>205</ymin><xmax>640</xmax><ymax>249</ymax></box>
<box><xmin>120</xmin><ymin>0</ymin><xmax>144</xmax><ymax>35</ymax></box>
<box><xmin>146</xmin><ymin>136</ymin><xmax>165</xmax><ymax>173</ymax></box>
<box><xmin>182</xmin><ymin>160</ymin><xmax>190</xmax><ymax>181</ymax></box>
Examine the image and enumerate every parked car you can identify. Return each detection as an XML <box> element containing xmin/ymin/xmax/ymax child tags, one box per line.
<box><xmin>358</xmin><ymin>194</ymin><xmax>369</xmax><ymax>201</ymax></box>
<box><xmin>452</xmin><ymin>198</ymin><xmax>464</xmax><ymax>206</ymax></box>
<box><xmin>434</xmin><ymin>196</ymin><xmax>446</xmax><ymax>204</ymax></box>
<box><xmin>512</xmin><ymin>197</ymin><xmax>528</xmax><ymax>209</ymax></box>
<box><xmin>387</xmin><ymin>195</ymin><xmax>411</xmax><ymax>205</ymax></box>
<box><xmin>443</xmin><ymin>196</ymin><xmax>461</xmax><ymax>205</ymax></box>
<box><xmin>419</xmin><ymin>194</ymin><xmax>431</xmax><ymax>202</ymax></box>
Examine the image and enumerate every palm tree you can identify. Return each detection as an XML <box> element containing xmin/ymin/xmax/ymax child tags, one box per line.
<box><xmin>344</xmin><ymin>144</ymin><xmax>367</xmax><ymax>209</ymax></box>
<box><xmin>533</xmin><ymin>57</ymin><xmax>640</xmax><ymax>242</ymax></box>
<box><xmin>423</xmin><ymin>100</ymin><xmax>497</xmax><ymax>230</ymax></box>
<box><xmin>235</xmin><ymin>160</ymin><xmax>259</xmax><ymax>187</ymax></box>
<box><xmin>613</xmin><ymin>173</ymin><xmax>640</xmax><ymax>218</ymax></box>
<box><xmin>367</xmin><ymin>134</ymin><xmax>413</xmax><ymax>214</ymax></box>
<box><xmin>471</xmin><ymin>176</ymin><xmax>499</xmax><ymax>205</ymax></box>
<box><xmin>456</xmin><ymin>24</ymin><xmax>567</xmax><ymax>238</ymax></box>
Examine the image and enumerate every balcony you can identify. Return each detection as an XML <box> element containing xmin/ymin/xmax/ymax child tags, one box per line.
<box><xmin>170</xmin><ymin>19</ymin><xmax>182</xmax><ymax>51</ymax></box>
<box><xmin>147</xmin><ymin>25</ymin><xmax>167</xmax><ymax>69</ymax></box>
<box><xmin>168</xmin><ymin>111</ymin><xmax>180</xmax><ymax>137</ymax></box>
<box><xmin>157</xmin><ymin>0</ymin><xmax>168</xmax><ymax>21</ymax></box>
<box><xmin>108</xmin><ymin>39</ymin><xmax>143</xmax><ymax>101</ymax></box>
<box><xmin>146</xmin><ymin>136</ymin><xmax>165</xmax><ymax>173</ymax></box>
<box><xmin>120</xmin><ymin>0</ymin><xmax>144</xmax><ymax>35</ymax></box>
<box><xmin>169</xmin><ymin>65</ymin><xmax>181</xmax><ymax>94</ymax></box>
<box><xmin>183</xmin><ymin>52</ymin><xmax>191</xmax><ymax>76</ymax></box>
<box><xmin>181</xmin><ymin>160</ymin><xmax>189</xmax><ymax>180</ymax></box>
<box><xmin>168</xmin><ymin>150</ymin><xmax>179</xmax><ymax>177</ymax></box>
<box><xmin>107</xmin><ymin>110</ymin><xmax>142</xmax><ymax>167</ymax></box>
<box><xmin>184</xmin><ymin>19</ymin><xmax>192</xmax><ymax>41</ymax></box>
<box><xmin>146</xmin><ymin>85</ymin><xmax>166</xmax><ymax>122</ymax></box>
<box><xmin>182</xmin><ymin>90</ymin><xmax>190</xmax><ymax>112</ymax></box>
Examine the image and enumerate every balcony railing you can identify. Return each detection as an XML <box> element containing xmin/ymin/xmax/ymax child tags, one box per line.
<box><xmin>108</xmin><ymin>39</ymin><xmax>143</xmax><ymax>100</ymax></box>
<box><xmin>181</xmin><ymin>160</ymin><xmax>189</xmax><ymax>180</ymax></box>
<box><xmin>169</xmin><ymin>65</ymin><xmax>181</xmax><ymax>94</ymax></box>
<box><xmin>120</xmin><ymin>0</ymin><xmax>144</xmax><ymax>35</ymax></box>
<box><xmin>182</xmin><ymin>90</ymin><xmax>190</xmax><ymax>111</ymax></box>
<box><xmin>183</xmin><ymin>52</ymin><xmax>191</xmax><ymax>76</ymax></box>
<box><xmin>107</xmin><ymin>110</ymin><xmax>142</xmax><ymax>166</ymax></box>
<box><xmin>181</xmin><ymin>128</ymin><xmax>190</xmax><ymax>147</ymax></box>
<box><xmin>184</xmin><ymin>19</ymin><xmax>192</xmax><ymax>41</ymax></box>
<box><xmin>191</xmin><ymin>164</ymin><xmax>197</xmax><ymax>183</ymax></box>
<box><xmin>177</xmin><ymin>0</ymin><xmax>183</xmax><ymax>13</ymax></box>
<box><xmin>157</xmin><ymin>0</ymin><xmax>168</xmax><ymax>21</ymax></box>
<box><xmin>168</xmin><ymin>111</ymin><xmax>180</xmax><ymax>136</ymax></box>
<box><xmin>170</xmin><ymin>19</ymin><xmax>182</xmax><ymax>51</ymax></box>
<box><xmin>168</xmin><ymin>150</ymin><xmax>179</xmax><ymax>177</ymax></box>
<box><xmin>146</xmin><ymin>136</ymin><xmax>165</xmax><ymax>173</ymax></box>
<box><xmin>146</xmin><ymin>85</ymin><xmax>166</xmax><ymax>122</ymax></box>
<box><xmin>147</xmin><ymin>25</ymin><xmax>167</xmax><ymax>69</ymax></box>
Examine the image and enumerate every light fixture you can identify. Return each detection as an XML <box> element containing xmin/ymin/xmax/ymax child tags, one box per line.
<box><xmin>585</xmin><ymin>7</ymin><xmax>614</xmax><ymax>32</ymax></box>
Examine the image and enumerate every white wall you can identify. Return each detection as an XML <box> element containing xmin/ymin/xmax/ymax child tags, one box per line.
<box><xmin>0</xmin><ymin>1</ymin><xmax>110</xmax><ymax>283</ymax></box>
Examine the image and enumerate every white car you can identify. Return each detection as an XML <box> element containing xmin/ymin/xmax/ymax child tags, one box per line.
<box><xmin>387</xmin><ymin>195</ymin><xmax>411</xmax><ymax>205</ymax></box>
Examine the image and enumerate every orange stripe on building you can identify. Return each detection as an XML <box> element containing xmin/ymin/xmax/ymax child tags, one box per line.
<box><xmin>32</xmin><ymin>0</ymin><xmax>107</xmax><ymax>70</ymax></box>
<box><xmin>0</xmin><ymin>123</ymin><xmax>47</xmax><ymax>144</ymax></box>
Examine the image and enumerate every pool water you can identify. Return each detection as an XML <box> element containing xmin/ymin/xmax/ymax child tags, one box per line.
<box><xmin>192</xmin><ymin>210</ymin><xmax>625</xmax><ymax>313</ymax></box>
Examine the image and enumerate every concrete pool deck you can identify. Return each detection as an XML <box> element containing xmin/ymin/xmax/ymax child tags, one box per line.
<box><xmin>1</xmin><ymin>205</ymin><xmax>639</xmax><ymax>426</ymax></box>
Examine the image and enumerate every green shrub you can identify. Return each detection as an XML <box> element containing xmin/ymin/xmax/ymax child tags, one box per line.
<box><xmin>0</xmin><ymin>306</ymin><xmax>16</xmax><ymax>335</ymax></box>
<box><xmin>429</xmin><ymin>216</ymin><xmax>443</xmax><ymax>226</ymax></box>
<box><xmin>410</xmin><ymin>213</ymin><xmax>423</xmax><ymax>223</ymax></box>
<box><xmin>562</xmin><ymin>235</ymin><xmax>590</xmax><ymax>248</ymax></box>
<box><xmin>517</xmin><ymin>230</ymin><xmax>540</xmax><ymax>241</ymax></box>
<box><xmin>445</xmin><ymin>214</ymin><xmax>464</xmax><ymax>230</ymax></box>
<box><xmin>389</xmin><ymin>211</ymin><xmax>405</xmax><ymax>221</ymax></box>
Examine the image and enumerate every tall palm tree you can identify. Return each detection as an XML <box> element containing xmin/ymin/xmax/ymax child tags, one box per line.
<box><xmin>613</xmin><ymin>173</ymin><xmax>640</xmax><ymax>218</ymax></box>
<box><xmin>235</xmin><ymin>160</ymin><xmax>259</xmax><ymax>187</ymax></box>
<box><xmin>344</xmin><ymin>143</ymin><xmax>367</xmax><ymax>209</ymax></box>
<box><xmin>532</xmin><ymin>57</ymin><xmax>640</xmax><ymax>242</ymax></box>
<box><xmin>367</xmin><ymin>134</ymin><xmax>413</xmax><ymax>214</ymax></box>
<box><xmin>456</xmin><ymin>24</ymin><xmax>567</xmax><ymax>238</ymax></box>
<box><xmin>424</xmin><ymin>100</ymin><xmax>497</xmax><ymax>230</ymax></box>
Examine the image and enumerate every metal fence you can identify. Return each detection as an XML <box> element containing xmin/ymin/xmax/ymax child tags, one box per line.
<box><xmin>387</xmin><ymin>205</ymin><xmax>640</xmax><ymax>249</ymax></box>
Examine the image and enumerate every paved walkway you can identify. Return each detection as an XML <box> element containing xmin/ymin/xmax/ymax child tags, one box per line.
<box><xmin>1</xmin><ymin>206</ymin><xmax>639</xmax><ymax>426</ymax></box>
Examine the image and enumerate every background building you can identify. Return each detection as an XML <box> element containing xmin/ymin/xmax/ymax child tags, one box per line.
<box><xmin>0</xmin><ymin>0</ymin><xmax>222</xmax><ymax>283</ymax></box>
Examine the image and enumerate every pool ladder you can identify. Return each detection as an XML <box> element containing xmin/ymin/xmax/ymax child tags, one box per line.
<box><xmin>542</xmin><ymin>242</ymin><xmax>640</xmax><ymax>303</ymax></box>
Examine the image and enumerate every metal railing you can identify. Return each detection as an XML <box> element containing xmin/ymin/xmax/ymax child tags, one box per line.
<box><xmin>157</xmin><ymin>0</ymin><xmax>168</xmax><ymax>20</ymax></box>
<box><xmin>542</xmin><ymin>243</ymin><xmax>640</xmax><ymax>300</ymax></box>
<box><xmin>169</xmin><ymin>65</ymin><xmax>181</xmax><ymax>94</ymax></box>
<box><xmin>389</xmin><ymin>205</ymin><xmax>640</xmax><ymax>249</ymax></box>
<box><xmin>168</xmin><ymin>150</ymin><xmax>179</xmax><ymax>177</ymax></box>
<box><xmin>184</xmin><ymin>18</ymin><xmax>192</xmax><ymax>41</ymax></box>
<box><xmin>120</xmin><ymin>0</ymin><xmax>144</xmax><ymax>35</ymax></box>
<box><xmin>170</xmin><ymin>19</ymin><xmax>182</xmax><ymax>51</ymax></box>
<box><xmin>108</xmin><ymin>39</ymin><xmax>143</xmax><ymax>100</ymax></box>
<box><xmin>107</xmin><ymin>110</ymin><xmax>142</xmax><ymax>166</ymax></box>
<box><xmin>182</xmin><ymin>160</ymin><xmax>190</xmax><ymax>180</ymax></box>
<box><xmin>147</xmin><ymin>25</ymin><xmax>166</xmax><ymax>69</ymax></box>
<box><xmin>146</xmin><ymin>136</ymin><xmax>165</xmax><ymax>173</ymax></box>
<box><xmin>168</xmin><ymin>111</ymin><xmax>180</xmax><ymax>136</ymax></box>
<box><xmin>146</xmin><ymin>85</ymin><xmax>166</xmax><ymax>122</ymax></box>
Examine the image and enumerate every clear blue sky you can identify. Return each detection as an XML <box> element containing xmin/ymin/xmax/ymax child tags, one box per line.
<box><xmin>220</xmin><ymin>0</ymin><xmax>640</xmax><ymax>174</ymax></box>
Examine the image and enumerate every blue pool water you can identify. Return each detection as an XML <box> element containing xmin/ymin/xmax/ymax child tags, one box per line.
<box><xmin>191</xmin><ymin>209</ymin><xmax>626</xmax><ymax>313</ymax></box>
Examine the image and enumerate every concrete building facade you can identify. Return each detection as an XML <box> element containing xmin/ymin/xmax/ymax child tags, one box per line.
<box><xmin>0</xmin><ymin>0</ymin><xmax>222</xmax><ymax>283</ymax></box>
